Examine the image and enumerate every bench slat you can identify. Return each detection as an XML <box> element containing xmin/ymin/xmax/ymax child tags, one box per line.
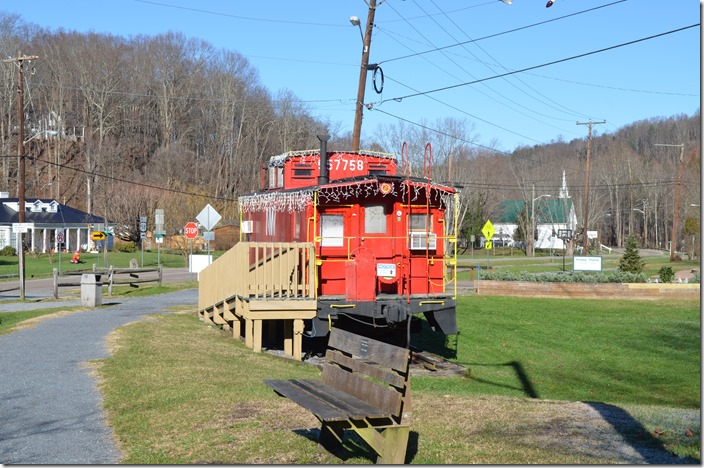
<box><xmin>322</xmin><ymin>362</ymin><xmax>403</xmax><ymax>417</ymax></box>
<box><xmin>265</xmin><ymin>379</ymin><xmax>348</xmax><ymax>421</ymax></box>
<box><xmin>294</xmin><ymin>379</ymin><xmax>392</xmax><ymax>420</ymax></box>
<box><xmin>328</xmin><ymin>328</ymin><xmax>410</xmax><ymax>372</ymax></box>
<box><xmin>265</xmin><ymin>379</ymin><xmax>391</xmax><ymax>421</ymax></box>
<box><xmin>325</xmin><ymin>349</ymin><xmax>406</xmax><ymax>389</ymax></box>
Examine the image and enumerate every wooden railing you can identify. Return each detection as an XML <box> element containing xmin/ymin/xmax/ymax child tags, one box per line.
<box><xmin>198</xmin><ymin>242</ymin><xmax>317</xmax><ymax>361</ymax></box>
<box><xmin>198</xmin><ymin>242</ymin><xmax>316</xmax><ymax>311</ymax></box>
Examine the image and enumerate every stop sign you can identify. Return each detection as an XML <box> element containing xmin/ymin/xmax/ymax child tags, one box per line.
<box><xmin>184</xmin><ymin>222</ymin><xmax>199</xmax><ymax>239</ymax></box>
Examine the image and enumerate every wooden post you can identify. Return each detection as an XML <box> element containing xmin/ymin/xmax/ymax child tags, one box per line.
<box><xmin>244</xmin><ymin>317</ymin><xmax>253</xmax><ymax>349</ymax></box>
<box><xmin>252</xmin><ymin>319</ymin><xmax>263</xmax><ymax>353</ymax></box>
<box><xmin>52</xmin><ymin>267</ymin><xmax>59</xmax><ymax>299</ymax></box>
<box><xmin>293</xmin><ymin>319</ymin><xmax>305</xmax><ymax>361</ymax></box>
<box><xmin>108</xmin><ymin>265</ymin><xmax>114</xmax><ymax>296</ymax></box>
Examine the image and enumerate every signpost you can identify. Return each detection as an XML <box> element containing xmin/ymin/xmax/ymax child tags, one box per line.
<box><xmin>196</xmin><ymin>204</ymin><xmax>221</xmax><ymax>266</ymax></box>
<box><xmin>56</xmin><ymin>228</ymin><xmax>65</xmax><ymax>274</ymax></box>
<box><xmin>184</xmin><ymin>222</ymin><xmax>199</xmax><ymax>274</ymax></box>
<box><xmin>481</xmin><ymin>219</ymin><xmax>495</xmax><ymax>268</ymax></box>
<box><xmin>155</xmin><ymin>209</ymin><xmax>165</xmax><ymax>268</ymax></box>
<box><xmin>140</xmin><ymin>215</ymin><xmax>147</xmax><ymax>267</ymax></box>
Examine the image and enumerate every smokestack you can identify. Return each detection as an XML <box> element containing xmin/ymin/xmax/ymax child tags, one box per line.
<box><xmin>317</xmin><ymin>134</ymin><xmax>330</xmax><ymax>185</ymax></box>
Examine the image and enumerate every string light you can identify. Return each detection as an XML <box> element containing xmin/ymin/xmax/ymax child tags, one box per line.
<box><xmin>239</xmin><ymin>179</ymin><xmax>456</xmax><ymax>213</ymax></box>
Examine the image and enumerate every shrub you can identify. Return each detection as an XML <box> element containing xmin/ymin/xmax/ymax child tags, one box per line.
<box><xmin>658</xmin><ymin>266</ymin><xmax>675</xmax><ymax>283</ymax></box>
<box><xmin>479</xmin><ymin>270</ymin><xmax>647</xmax><ymax>283</ymax></box>
<box><xmin>0</xmin><ymin>246</ymin><xmax>16</xmax><ymax>256</ymax></box>
<box><xmin>115</xmin><ymin>242</ymin><xmax>137</xmax><ymax>253</ymax></box>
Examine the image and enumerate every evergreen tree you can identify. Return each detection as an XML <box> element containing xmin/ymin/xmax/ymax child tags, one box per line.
<box><xmin>618</xmin><ymin>235</ymin><xmax>646</xmax><ymax>274</ymax></box>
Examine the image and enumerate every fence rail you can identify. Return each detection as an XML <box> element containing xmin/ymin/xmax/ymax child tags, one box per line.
<box><xmin>52</xmin><ymin>266</ymin><xmax>162</xmax><ymax>298</ymax></box>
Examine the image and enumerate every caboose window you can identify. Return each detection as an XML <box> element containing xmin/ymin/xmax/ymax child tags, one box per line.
<box><xmin>320</xmin><ymin>214</ymin><xmax>344</xmax><ymax>247</ymax></box>
<box><xmin>364</xmin><ymin>205</ymin><xmax>387</xmax><ymax>234</ymax></box>
<box><xmin>410</xmin><ymin>214</ymin><xmax>432</xmax><ymax>231</ymax></box>
<box><xmin>269</xmin><ymin>166</ymin><xmax>284</xmax><ymax>188</ymax></box>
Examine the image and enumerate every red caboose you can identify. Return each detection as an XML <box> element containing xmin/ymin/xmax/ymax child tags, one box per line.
<box><xmin>239</xmin><ymin>136</ymin><xmax>458</xmax><ymax>337</ymax></box>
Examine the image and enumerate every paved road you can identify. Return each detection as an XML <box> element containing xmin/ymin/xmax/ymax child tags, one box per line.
<box><xmin>0</xmin><ymin>284</ymin><xmax>197</xmax><ymax>464</ymax></box>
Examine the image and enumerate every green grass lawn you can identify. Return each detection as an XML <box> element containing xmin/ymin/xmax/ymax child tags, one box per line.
<box><xmin>412</xmin><ymin>296</ymin><xmax>700</xmax><ymax>409</ymax></box>
<box><xmin>0</xmin><ymin>250</ymin><xmax>190</xmax><ymax>279</ymax></box>
<box><xmin>2</xmin><ymin>249</ymin><xmax>699</xmax><ymax>463</ymax></box>
<box><xmin>86</xmin><ymin>294</ymin><xmax>700</xmax><ymax>463</ymax></box>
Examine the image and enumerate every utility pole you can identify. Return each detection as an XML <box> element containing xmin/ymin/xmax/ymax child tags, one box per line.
<box><xmin>655</xmin><ymin>143</ymin><xmax>685</xmax><ymax>261</ymax></box>
<box><xmin>576</xmin><ymin>120</ymin><xmax>606</xmax><ymax>254</ymax></box>
<box><xmin>351</xmin><ymin>0</ymin><xmax>379</xmax><ymax>152</ymax></box>
<box><xmin>4</xmin><ymin>54</ymin><xmax>39</xmax><ymax>301</ymax></box>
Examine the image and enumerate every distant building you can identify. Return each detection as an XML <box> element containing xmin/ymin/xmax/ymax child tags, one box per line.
<box><xmin>490</xmin><ymin>172</ymin><xmax>578</xmax><ymax>250</ymax></box>
<box><xmin>0</xmin><ymin>192</ymin><xmax>106</xmax><ymax>253</ymax></box>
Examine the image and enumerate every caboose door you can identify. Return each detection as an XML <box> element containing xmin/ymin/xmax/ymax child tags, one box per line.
<box><xmin>317</xmin><ymin>207</ymin><xmax>357</xmax><ymax>297</ymax></box>
<box><xmin>345</xmin><ymin>247</ymin><xmax>376</xmax><ymax>301</ymax></box>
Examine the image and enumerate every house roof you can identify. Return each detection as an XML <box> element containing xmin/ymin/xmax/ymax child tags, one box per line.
<box><xmin>0</xmin><ymin>198</ymin><xmax>106</xmax><ymax>226</ymax></box>
<box><xmin>494</xmin><ymin>198</ymin><xmax>574</xmax><ymax>224</ymax></box>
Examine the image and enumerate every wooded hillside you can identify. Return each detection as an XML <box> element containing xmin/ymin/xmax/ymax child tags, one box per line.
<box><xmin>1</xmin><ymin>13</ymin><xmax>700</xmax><ymax>255</ymax></box>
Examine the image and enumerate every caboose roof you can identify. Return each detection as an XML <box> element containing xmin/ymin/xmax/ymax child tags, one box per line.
<box><xmin>267</xmin><ymin>149</ymin><xmax>396</xmax><ymax>167</ymax></box>
<box><xmin>239</xmin><ymin>174</ymin><xmax>455</xmax><ymax>213</ymax></box>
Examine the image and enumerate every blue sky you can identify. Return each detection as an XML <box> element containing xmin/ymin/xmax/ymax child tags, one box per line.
<box><xmin>4</xmin><ymin>0</ymin><xmax>700</xmax><ymax>153</ymax></box>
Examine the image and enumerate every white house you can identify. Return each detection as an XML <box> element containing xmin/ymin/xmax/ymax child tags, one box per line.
<box><xmin>0</xmin><ymin>192</ymin><xmax>107</xmax><ymax>253</ymax></box>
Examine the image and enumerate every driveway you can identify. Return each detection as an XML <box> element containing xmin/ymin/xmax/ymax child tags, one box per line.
<box><xmin>0</xmin><ymin>288</ymin><xmax>198</xmax><ymax>464</ymax></box>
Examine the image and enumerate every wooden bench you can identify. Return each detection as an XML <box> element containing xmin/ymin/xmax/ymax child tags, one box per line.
<box><xmin>265</xmin><ymin>327</ymin><xmax>412</xmax><ymax>464</ymax></box>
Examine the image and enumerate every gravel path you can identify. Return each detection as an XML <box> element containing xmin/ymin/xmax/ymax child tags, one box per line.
<box><xmin>0</xmin><ymin>288</ymin><xmax>197</xmax><ymax>464</ymax></box>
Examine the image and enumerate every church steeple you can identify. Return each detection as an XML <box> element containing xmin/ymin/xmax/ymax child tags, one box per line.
<box><xmin>559</xmin><ymin>170</ymin><xmax>569</xmax><ymax>199</ymax></box>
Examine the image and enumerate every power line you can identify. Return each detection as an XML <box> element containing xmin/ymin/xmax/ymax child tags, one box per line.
<box><xmin>373</xmin><ymin>3</ymin><xmax>583</xmax><ymax>143</ymax></box>
<box><xmin>424</xmin><ymin>0</ymin><xmax>595</xmax><ymax>121</ymax></box>
<box><xmin>369</xmin><ymin>108</ymin><xmax>513</xmax><ymax>155</ymax></box>
<box><xmin>521</xmin><ymin>71</ymin><xmax>699</xmax><ymax>98</ymax></box>
<box><xmin>379</xmin><ymin>24</ymin><xmax>700</xmax><ymax>104</ymax></box>
<box><xmin>133</xmin><ymin>0</ymin><xmax>344</xmax><ymax>27</ymax></box>
<box><xmin>378</xmin><ymin>0</ymin><xmax>628</xmax><ymax>65</ymax></box>
<box><xmin>30</xmin><ymin>82</ymin><xmax>349</xmax><ymax>106</ymax></box>
<box><xmin>9</xmin><ymin>154</ymin><xmax>238</xmax><ymax>202</ymax></box>
<box><xmin>377</xmin><ymin>0</ymin><xmax>499</xmax><ymax>23</ymax></box>
<box><xmin>0</xmin><ymin>154</ymin><xmax>687</xmax><ymax>197</ymax></box>
<box><xmin>381</xmin><ymin>74</ymin><xmax>544</xmax><ymax>145</ymax></box>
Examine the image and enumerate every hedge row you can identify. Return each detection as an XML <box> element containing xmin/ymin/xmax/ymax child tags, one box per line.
<box><xmin>477</xmin><ymin>270</ymin><xmax>700</xmax><ymax>284</ymax></box>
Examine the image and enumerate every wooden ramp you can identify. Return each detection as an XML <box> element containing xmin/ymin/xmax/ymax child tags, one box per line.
<box><xmin>198</xmin><ymin>242</ymin><xmax>317</xmax><ymax>360</ymax></box>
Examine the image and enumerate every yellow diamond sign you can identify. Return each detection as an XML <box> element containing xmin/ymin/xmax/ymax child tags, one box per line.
<box><xmin>481</xmin><ymin>219</ymin><xmax>495</xmax><ymax>241</ymax></box>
